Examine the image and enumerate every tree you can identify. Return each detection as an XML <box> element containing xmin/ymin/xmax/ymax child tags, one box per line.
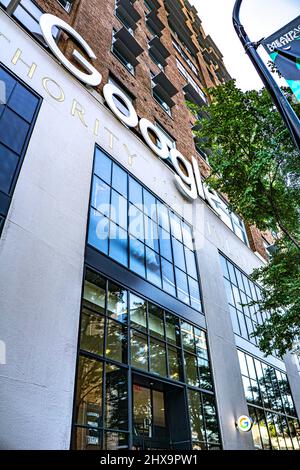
<box><xmin>189</xmin><ymin>80</ymin><xmax>300</xmax><ymax>358</ymax></box>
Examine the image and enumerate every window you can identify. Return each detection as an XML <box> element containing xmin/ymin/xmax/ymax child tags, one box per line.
<box><xmin>209</xmin><ymin>192</ymin><xmax>248</xmax><ymax>244</ymax></box>
<box><xmin>172</xmin><ymin>40</ymin><xmax>199</xmax><ymax>77</ymax></box>
<box><xmin>176</xmin><ymin>59</ymin><xmax>207</xmax><ymax>104</ymax></box>
<box><xmin>149</xmin><ymin>47</ymin><xmax>164</xmax><ymax>71</ymax></box>
<box><xmin>0</xmin><ymin>0</ymin><xmax>59</xmax><ymax>41</ymax></box>
<box><xmin>73</xmin><ymin>269</ymin><xmax>220</xmax><ymax>449</ymax></box>
<box><xmin>88</xmin><ymin>147</ymin><xmax>203</xmax><ymax>311</ymax></box>
<box><xmin>0</xmin><ymin>64</ymin><xmax>41</xmax><ymax>236</ymax></box>
<box><xmin>57</xmin><ymin>0</ymin><xmax>72</xmax><ymax>13</ymax></box>
<box><xmin>112</xmin><ymin>29</ymin><xmax>135</xmax><ymax>75</ymax></box>
<box><xmin>150</xmin><ymin>71</ymin><xmax>172</xmax><ymax>116</ymax></box>
<box><xmin>238</xmin><ymin>350</ymin><xmax>300</xmax><ymax>450</ymax></box>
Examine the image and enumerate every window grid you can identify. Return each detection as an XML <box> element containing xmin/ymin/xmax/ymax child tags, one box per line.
<box><xmin>238</xmin><ymin>350</ymin><xmax>300</xmax><ymax>450</ymax></box>
<box><xmin>220</xmin><ymin>254</ymin><xmax>273</xmax><ymax>349</ymax></box>
<box><xmin>73</xmin><ymin>268</ymin><xmax>221</xmax><ymax>450</ymax></box>
<box><xmin>88</xmin><ymin>147</ymin><xmax>202</xmax><ymax>312</ymax></box>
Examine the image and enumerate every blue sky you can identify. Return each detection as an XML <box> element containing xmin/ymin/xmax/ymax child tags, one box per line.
<box><xmin>190</xmin><ymin>0</ymin><xmax>299</xmax><ymax>90</ymax></box>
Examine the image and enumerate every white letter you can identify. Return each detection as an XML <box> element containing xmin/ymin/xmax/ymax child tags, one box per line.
<box><xmin>103</xmin><ymin>83</ymin><xmax>138</xmax><ymax>127</ymax></box>
<box><xmin>40</xmin><ymin>14</ymin><xmax>102</xmax><ymax>86</ymax></box>
<box><xmin>139</xmin><ymin>118</ymin><xmax>169</xmax><ymax>160</ymax></box>
<box><xmin>170</xmin><ymin>149</ymin><xmax>197</xmax><ymax>200</ymax></box>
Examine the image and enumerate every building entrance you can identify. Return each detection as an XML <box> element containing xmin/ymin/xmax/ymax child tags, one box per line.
<box><xmin>132</xmin><ymin>374</ymin><xmax>190</xmax><ymax>450</ymax></box>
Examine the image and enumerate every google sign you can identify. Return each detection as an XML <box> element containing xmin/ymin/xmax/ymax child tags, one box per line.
<box><xmin>236</xmin><ymin>415</ymin><xmax>253</xmax><ymax>432</ymax></box>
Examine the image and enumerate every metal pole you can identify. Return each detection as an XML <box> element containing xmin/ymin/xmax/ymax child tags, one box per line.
<box><xmin>233</xmin><ymin>0</ymin><xmax>300</xmax><ymax>153</ymax></box>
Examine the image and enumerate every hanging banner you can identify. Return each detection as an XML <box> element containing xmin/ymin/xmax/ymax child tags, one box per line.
<box><xmin>262</xmin><ymin>15</ymin><xmax>300</xmax><ymax>102</ymax></box>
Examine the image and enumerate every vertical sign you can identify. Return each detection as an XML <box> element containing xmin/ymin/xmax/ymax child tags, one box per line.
<box><xmin>262</xmin><ymin>16</ymin><xmax>300</xmax><ymax>102</ymax></box>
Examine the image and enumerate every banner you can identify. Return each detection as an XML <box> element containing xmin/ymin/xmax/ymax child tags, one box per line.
<box><xmin>262</xmin><ymin>15</ymin><xmax>300</xmax><ymax>102</ymax></box>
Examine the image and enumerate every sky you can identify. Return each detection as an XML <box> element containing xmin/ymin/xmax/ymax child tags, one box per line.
<box><xmin>189</xmin><ymin>0</ymin><xmax>299</xmax><ymax>90</ymax></box>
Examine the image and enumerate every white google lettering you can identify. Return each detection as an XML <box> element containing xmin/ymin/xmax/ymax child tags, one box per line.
<box><xmin>39</xmin><ymin>14</ymin><xmax>209</xmax><ymax>203</ymax></box>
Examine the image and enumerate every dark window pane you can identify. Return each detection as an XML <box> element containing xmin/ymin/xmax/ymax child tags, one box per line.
<box><xmin>175</xmin><ymin>268</ymin><xmax>189</xmax><ymax>304</ymax></box>
<box><xmin>129</xmin><ymin>236</ymin><xmax>146</xmax><ymax>277</ymax></box>
<box><xmin>145</xmin><ymin>247</ymin><xmax>162</xmax><ymax>287</ymax></box>
<box><xmin>161</xmin><ymin>258</ymin><xmax>176</xmax><ymax>296</ymax></box>
<box><xmin>105</xmin><ymin>364</ymin><xmax>128</xmax><ymax>430</ymax></box>
<box><xmin>188</xmin><ymin>390</ymin><xmax>205</xmax><ymax>443</ymax></box>
<box><xmin>94</xmin><ymin>148</ymin><xmax>112</xmax><ymax>184</ymax></box>
<box><xmin>106</xmin><ymin>319</ymin><xmax>127</xmax><ymax>364</ymax></box>
<box><xmin>103</xmin><ymin>431</ymin><xmax>128</xmax><ymax>450</ymax></box>
<box><xmin>185</xmin><ymin>248</ymin><xmax>197</xmax><ymax>279</ymax></box>
<box><xmin>112</xmin><ymin>162</ymin><xmax>127</xmax><ymax>197</ymax></box>
<box><xmin>172</xmin><ymin>238</ymin><xmax>186</xmax><ymax>271</ymax></box>
<box><xmin>80</xmin><ymin>309</ymin><xmax>105</xmax><ymax>356</ymax></box>
<box><xmin>129</xmin><ymin>176</ymin><xmax>142</xmax><ymax>205</ymax></box>
<box><xmin>198</xmin><ymin>357</ymin><xmax>213</xmax><ymax>390</ymax></box>
<box><xmin>168</xmin><ymin>346</ymin><xmax>182</xmax><ymax>381</ymax></box>
<box><xmin>150</xmin><ymin>338</ymin><xmax>167</xmax><ymax>376</ymax></box>
<box><xmin>111</xmin><ymin>190</ymin><xmax>127</xmax><ymax>229</ymax></box>
<box><xmin>109</xmin><ymin>222</ymin><xmax>128</xmax><ymax>266</ymax></box>
<box><xmin>0</xmin><ymin>108</ymin><xmax>29</xmax><ymax>153</ymax></box>
<box><xmin>165</xmin><ymin>313</ymin><xmax>181</xmax><ymax>346</ymax></box>
<box><xmin>72</xmin><ymin>426</ymin><xmax>102</xmax><ymax>450</ymax></box>
<box><xmin>8</xmin><ymin>83</ymin><xmax>38</xmax><ymax>121</ymax></box>
<box><xmin>131</xmin><ymin>331</ymin><xmax>148</xmax><ymax>370</ymax></box>
<box><xmin>130</xmin><ymin>294</ymin><xmax>147</xmax><ymax>332</ymax></box>
<box><xmin>188</xmin><ymin>277</ymin><xmax>201</xmax><ymax>311</ymax></box>
<box><xmin>87</xmin><ymin>209</ymin><xmax>109</xmax><ymax>254</ymax></box>
<box><xmin>75</xmin><ymin>356</ymin><xmax>103</xmax><ymax>427</ymax></box>
<box><xmin>181</xmin><ymin>321</ymin><xmax>195</xmax><ymax>352</ymax></box>
<box><xmin>195</xmin><ymin>329</ymin><xmax>208</xmax><ymax>359</ymax></box>
<box><xmin>0</xmin><ymin>144</ymin><xmax>19</xmax><ymax>193</ymax></box>
<box><xmin>203</xmin><ymin>396</ymin><xmax>220</xmax><ymax>444</ymax></box>
<box><xmin>107</xmin><ymin>281</ymin><xmax>127</xmax><ymax>323</ymax></box>
<box><xmin>148</xmin><ymin>303</ymin><xmax>164</xmax><ymax>339</ymax></box>
<box><xmin>91</xmin><ymin>176</ymin><xmax>110</xmax><ymax>216</ymax></box>
<box><xmin>184</xmin><ymin>352</ymin><xmax>199</xmax><ymax>386</ymax></box>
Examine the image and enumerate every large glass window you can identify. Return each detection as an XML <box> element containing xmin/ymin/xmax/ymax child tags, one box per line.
<box><xmin>88</xmin><ymin>147</ymin><xmax>202</xmax><ymax>311</ymax></box>
<box><xmin>220</xmin><ymin>254</ymin><xmax>272</xmax><ymax>348</ymax></box>
<box><xmin>73</xmin><ymin>268</ymin><xmax>220</xmax><ymax>449</ymax></box>
<box><xmin>238</xmin><ymin>350</ymin><xmax>300</xmax><ymax>450</ymax></box>
<box><xmin>0</xmin><ymin>64</ymin><xmax>41</xmax><ymax>236</ymax></box>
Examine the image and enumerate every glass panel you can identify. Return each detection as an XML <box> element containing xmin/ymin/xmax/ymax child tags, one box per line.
<box><xmin>170</xmin><ymin>212</ymin><xmax>182</xmax><ymax>241</ymax></box>
<box><xmin>0</xmin><ymin>108</ymin><xmax>29</xmax><ymax>154</ymax></box>
<box><xmin>129</xmin><ymin>176</ymin><xmax>143</xmax><ymax>206</ymax></box>
<box><xmin>145</xmin><ymin>247</ymin><xmax>162</xmax><ymax>287</ymax></box>
<box><xmin>148</xmin><ymin>303</ymin><xmax>164</xmax><ymax>339</ymax></box>
<box><xmin>172</xmin><ymin>238</ymin><xmax>186</xmax><ymax>271</ymax></box>
<box><xmin>94</xmin><ymin>148</ymin><xmax>112</xmax><ymax>184</ymax></box>
<box><xmin>188</xmin><ymin>277</ymin><xmax>201</xmax><ymax>311</ymax></box>
<box><xmin>248</xmin><ymin>407</ymin><xmax>263</xmax><ymax>450</ymax></box>
<box><xmin>229</xmin><ymin>305</ymin><xmax>240</xmax><ymax>335</ymax></box>
<box><xmin>88</xmin><ymin>209</ymin><xmax>109</xmax><ymax>254</ymax></box>
<box><xmin>175</xmin><ymin>268</ymin><xmax>189</xmax><ymax>304</ymax></box>
<box><xmin>73</xmin><ymin>426</ymin><xmax>102</xmax><ymax>450</ymax></box>
<box><xmin>203</xmin><ymin>395</ymin><xmax>220</xmax><ymax>444</ymax></box>
<box><xmin>75</xmin><ymin>356</ymin><xmax>103</xmax><ymax>428</ymax></box>
<box><xmin>133</xmin><ymin>385</ymin><xmax>151</xmax><ymax>436</ymax></box>
<box><xmin>181</xmin><ymin>322</ymin><xmax>194</xmax><ymax>352</ymax></box>
<box><xmin>188</xmin><ymin>390</ymin><xmax>205</xmax><ymax>443</ymax></box>
<box><xmin>185</xmin><ymin>248</ymin><xmax>197</xmax><ymax>279</ymax></box>
<box><xmin>150</xmin><ymin>338</ymin><xmax>167</xmax><ymax>376</ymax></box>
<box><xmin>165</xmin><ymin>313</ymin><xmax>181</xmax><ymax>346</ymax></box>
<box><xmin>107</xmin><ymin>281</ymin><xmax>127</xmax><ymax>323</ymax></box>
<box><xmin>161</xmin><ymin>258</ymin><xmax>176</xmax><ymax>296</ymax></box>
<box><xmin>182</xmin><ymin>222</ymin><xmax>193</xmax><ymax>250</ymax></box>
<box><xmin>105</xmin><ymin>364</ymin><xmax>128</xmax><ymax>431</ymax></box>
<box><xmin>198</xmin><ymin>357</ymin><xmax>212</xmax><ymax>391</ymax></box>
<box><xmin>0</xmin><ymin>144</ymin><xmax>19</xmax><ymax>194</ymax></box>
<box><xmin>131</xmin><ymin>331</ymin><xmax>148</xmax><ymax>371</ymax></box>
<box><xmin>103</xmin><ymin>431</ymin><xmax>128</xmax><ymax>450</ymax></box>
<box><xmin>83</xmin><ymin>272</ymin><xmax>106</xmax><ymax>314</ymax></box>
<box><xmin>256</xmin><ymin>408</ymin><xmax>271</xmax><ymax>449</ymax></box>
<box><xmin>266</xmin><ymin>412</ymin><xmax>279</xmax><ymax>449</ymax></box>
<box><xmin>112</xmin><ymin>162</ymin><xmax>127</xmax><ymax>197</ymax></box>
<box><xmin>144</xmin><ymin>216</ymin><xmax>159</xmax><ymax>252</ymax></box>
<box><xmin>153</xmin><ymin>390</ymin><xmax>166</xmax><ymax>427</ymax></box>
<box><xmin>106</xmin><ymin>319</ymin><xmax>127</xmax><ymax>364</ymax></box>
<box><xmin>168</xmin><ymin>346</ymin><xmax>182</xmax><ymax>381</ymax></box>
<box><xmin>129</xmin><ymin>236</ymin><xmax>146</xmax><ymax>277</ymax></box>
<box><xmin>109</xmin><ymin>222</ymin><xmax>128</xmax><ymax>267</ymax></box>
<box><xmin>143</xmin><ymin>189</ymin><xmax>157</xmax><ymax>221</ymax></box>
<box><xmin>246</xmin><ymin>355</ymin><xmax>256</xmax><ymax>380</ymax></box>
<box><xmin>8</xmin><ymin>83</ymin><xmax>39</xmax><ymax>122</ymax></box>
<box><xmin>0</xmin><ymin>65</ymin><xmax>16</xmax><ymax>108</ymax></box>
<box><xmin>129</xmin><ymin>204</ymin><xmax>144</xmax><ymax>240</ymax></box>
<box><xmin>237</xmin><ymin>350</ymin><xmax>248</xmax><ymax>376</ymax></box>
<box><xmin>80</xmin><ymin>309</ymin><xmax>105</xmax><ymax>356</ymax></box>
<box><xmin>91</xmin><ymin>176</ymin><xmax>110</xmax><ymax>215</ymax></box>
<box><xmin>130</xmin><ymin>294</ymin><xmax>147</xmax><ymax>332</ymax></box>
<box><xmin>157</xmin><ymin>202</ymin><xmax>170</xmax><ymax>231</ymax></box>
<box><xmin>110</xmin><ymin>190</ymin><xmax>127</xmax><ymax>229</ymax></box>
<box><xmin>184</xmin><ymin>352</ymin><xmax>199</xmax><ymax>386</ymax></box>
<box><xmin>159</xmin><ymin>226</ymin><xmax>172</xmax><ymax>260</ymax></box>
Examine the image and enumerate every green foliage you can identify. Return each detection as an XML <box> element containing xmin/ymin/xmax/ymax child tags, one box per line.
<box><xmin>190</xmin><ymin>80</ymin><xmax>300</xmax><ymax>357</ymax></box>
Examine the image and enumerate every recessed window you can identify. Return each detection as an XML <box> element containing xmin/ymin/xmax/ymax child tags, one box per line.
<box><xmin>57</xmin><ymin>0</ymin><xmax>73</xmax><ymax>13</ymax></box>
<box><xmin>112</xmin><ymin>29</ymin><xmax>135</xmax><ymax>75</ymax></box>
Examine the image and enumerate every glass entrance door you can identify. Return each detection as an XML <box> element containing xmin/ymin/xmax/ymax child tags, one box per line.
<box><xmin>133</xmin><ymin>383</ymin><xmax>169</xmax><ymax>449</ymax></box>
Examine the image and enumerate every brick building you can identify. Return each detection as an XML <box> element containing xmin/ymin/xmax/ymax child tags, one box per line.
<box><xmin>0</xmin><ymin>0</ymin><xmax>299</xmax><ymax>451</ymax></box>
